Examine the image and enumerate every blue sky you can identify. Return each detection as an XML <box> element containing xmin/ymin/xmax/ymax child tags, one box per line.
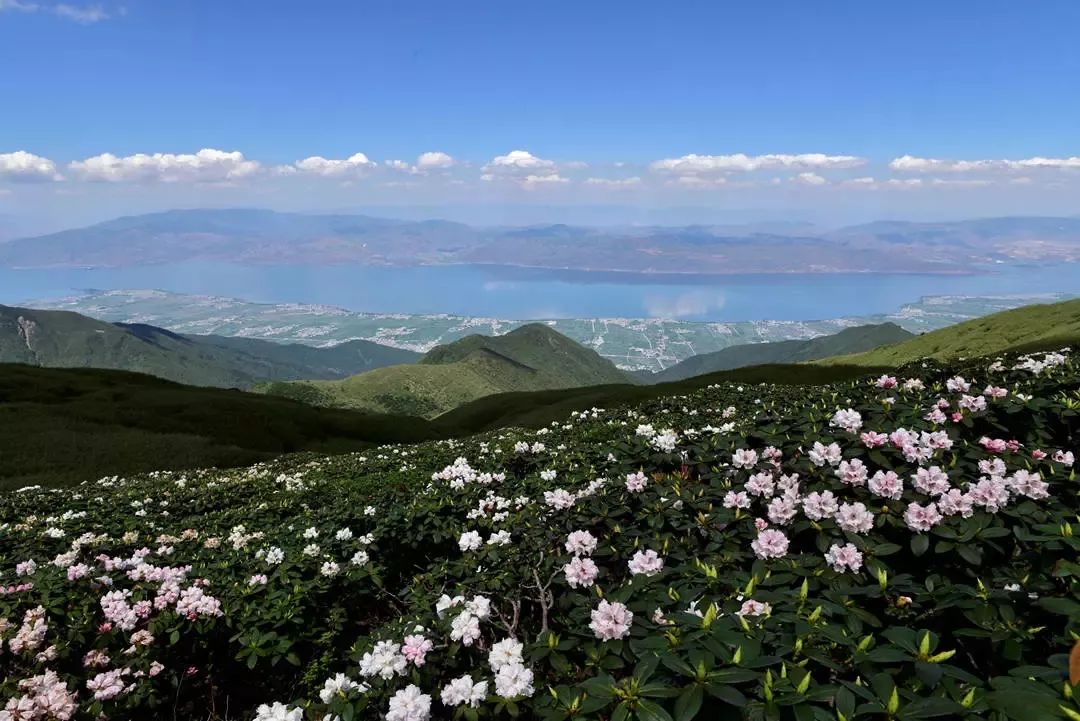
<box><xmin>2</xmin><ymin>0</ymin><xmax>1079</xmax><ymax>232</ymax></box>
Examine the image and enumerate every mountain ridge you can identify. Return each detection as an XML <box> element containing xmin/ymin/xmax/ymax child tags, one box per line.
<box><xmin>0</xmin><ymin>304</ymin><xmax>420</xmax><ymax>388</ymax></box>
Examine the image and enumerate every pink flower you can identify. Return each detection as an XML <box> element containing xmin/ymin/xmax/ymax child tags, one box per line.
<box><xmin>904</xmin><ymin>502</ymin><xmax>943</xmax><ymax>532</ymax></box>
<box><xmin>565</xmin><ymin>530</ymin><xmax>598</xmax><ymax>556</ymax></box>
<box><xmin>835</xmin><ymin>459</ymin><xmax>868</xmax><ymax>486</ymax></box>
<box><xmin>868</xmin><ymin>470</ymin><xmax>903</xmax><ymax>500</ymax></box>
<box><xmin>86</xmin><ymin>669</ymin><xmax>128</xmax><ymax>701</ymax></box>
<box><xmin>950</xmin><ymin>412</ymin><xmax>964</xmax><ymax>423</ymax></box>
<box><xmin>876</xmin><ymin>375</ymin><xmax>898</xmax><ymax>389</ymax></box>
<box><xmin>766</xmin><ymin>497</ymin><xmax>798</xmax><ymax>525</ymax></box>
<box><xmin>751</xmin><ymin>529</ymin><xmax>789</xmax><ymax>559</ymax></box>
<box><xmin>590</xmin><ymin>600</ymin><xmax>633</xmax><ymax>641</ymax></box>
<box><xmin>802</xmin><ymin>491</ymin><xmax>839</xmax><ymax>521</ymax></box>
<box><xmin>912</xmin><ymin>466</ymin><xmax>950</xmax><ymax>497</ymax></box>
<box><xmin>937</xmin><ymin>489</ymin><xmax>973</xmax><ymax>517</ymax></box>
<box><xmin>731</xmin><ymin>448</ymin><xmax>758</xmax><ymax>469</ymax></box>
<box><xmin>836</xmin><ymin>502</ymin><xmax>875</xmax><ymax>534</ymax></box>
<box><xmin>624</xmin><ymin>472</ymin><xmax>648</xmax><ymax>493</ymax></box>
<box><xmin>738</xmin><ymin>599</ymin><xmax>771</xmax><ymax>617</ymax></box>
<box><xmin>980</xmin><ymin>437</ymin><xmax>1008</xmax><ymax>454</ymax></box>
<box><xmin>723</xmin><ymin>490</ymin><xmax>751</xmax><ymax>509</ymax></box>
<box><xmin>1031</xmin><ymin>449</ymin><xmax>1047</xmax><ymax>460</ymax></box>
<box><xmin>627</xmin><ymin>549</ymin><xmax>665</xmax><ymax>577</ymax></box>
<box><xmin>861</xmin><ymin>431</ymin><xmax>888</xmax><ymax>448</ymax></box>
<box><xmin>754</xmin><ymin>517</ymin><xmax>769</xmax><ymax>531</ymax></box>
<box><xmin>824</xmin><ymin>543</ymin><xmax>864</xmax><ymax>573</ymax></box>
<box><xmin>745</xmin><ymin>472</ymin><xmax>775</xmax><ymax>498</ymax></box>
<box><xmin>402</xmin><ymin>634</ymin><xmax>433</xmax><ymax>667</ymax></box>
<box><xmin>563</xmin><ymin>557</ymin><xmax>599</xmax><ymax>588</ymax></box>
<box><xmin>968</xmin><ymin>478</ymin><xmax>1010</xmax><ymax>512</ymax></box>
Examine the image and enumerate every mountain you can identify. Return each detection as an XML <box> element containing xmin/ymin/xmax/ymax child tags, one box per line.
<box><xmin>646</xmin><ymin>323</ymin><xmax>914</xmax><ymax>382</ymax></box>
<box><xmin>818</xmin><ymin>297</ymin><xmax>1080</xmax><ymax>366</ymax></box>
<box><xmin>259</xmin><ymin>323</ymin><xmax>635</xmax><ymax>418</ymax></box>
<box><xmin>5</xmin><ymin>209</ymin><xmax>1080</xmax><ymax>273</ymax></box>
<box><xmin>0</xmin><ymin>304</ymin><xmax>419</xmax><ymax>388</ymax></box>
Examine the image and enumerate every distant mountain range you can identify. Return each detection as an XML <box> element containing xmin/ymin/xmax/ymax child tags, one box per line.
<box><xmin>646</xmin><ymin>323</ymin><xmax>915</xmax><ymax>382</ymax></box>
<box><xmin>0</xmin><ymin>304</ymin><xmax>419</xmax><ymax>388</ymax></box>
<box><xmin>257</xmin><ymin>323</ymin><xmax>633</xmax><ymax>418</ymax></box>
<box><xmin>4</xmin><ymin>209</ymin><xmax>1080</xmax><ymax>273</ymax></box>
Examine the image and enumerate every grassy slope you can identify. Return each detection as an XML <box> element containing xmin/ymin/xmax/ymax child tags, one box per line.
<box><xmin>262</xmin><ymin>324</ymin><xmax>633</xmax><ymax>418</ymax></box>
<box><xmin>818</xmin><ymin>297</ymin><xmax>1080</xmax><ymax>367</ymax></box>
<box><xmin>0</xmin><ymin>360</ymin><xmax>883</xmax><ymax>490</ymax></box>
<box><xmin>0</xmin><ymin>364</ymin><xmax>438</xmax><ymax>490</ymax></box>
<box><xmin>649</xmin><ymin>322</ymin><xmax>913</xmax><ymax>382</ymax></box>
<box><xmin>0</xmin><ymin>304</ymin><xmax>418</xmax><ymax>388</ymax></box>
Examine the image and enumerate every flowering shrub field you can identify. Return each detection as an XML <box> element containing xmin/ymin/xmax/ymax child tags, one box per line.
<box><xmin>1</xmin><ymin>349</ymin><xmax>1079</xmax><ymax>720</ymax></box>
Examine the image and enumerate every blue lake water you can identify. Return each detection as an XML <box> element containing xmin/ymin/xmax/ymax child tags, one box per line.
<box><xmin>1</xmin><ymin>262</ymin><xmax>1078</xmax><ymax>321</ymax></box>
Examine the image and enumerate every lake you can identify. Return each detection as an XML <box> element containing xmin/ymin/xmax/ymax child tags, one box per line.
<box><xmin>1</xmin><ymin>262</ymin><xmax>1078</xmax><ymax>321</ymax></box>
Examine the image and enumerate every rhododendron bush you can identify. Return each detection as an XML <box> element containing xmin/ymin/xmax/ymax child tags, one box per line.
<box><xmin>1</xmin><ymin>350</ymin><xmax>1079</xmax><ymax>720</ymax></box>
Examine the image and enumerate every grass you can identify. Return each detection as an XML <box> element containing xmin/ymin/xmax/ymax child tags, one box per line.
<box><xmin>817</xmin><ymin>297</ymin><xmax>1080</xmax><ymax>367</ymax></box>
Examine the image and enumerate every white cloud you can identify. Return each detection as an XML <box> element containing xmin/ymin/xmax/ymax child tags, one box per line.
<box><xmin>0</xmin><ymin>150</ymin><xmax>63</xmax><ymax>181</ymax></box>
<box><xmin>890</xmin><ymin>154</ymin><xmax>1080</xmax><ymax>173</ymax></box>
<box><xmin>54</xmin><ymin>3</ymin><xmax>107</xmax><ymax>22</ymax></box>
<box><xmin>584</xmin><ymin>177</ymin><xmax>641</xmax><ymax>188</ymax></box>
<box><xmin>69</xmin><ymin>148</ymin><xmax>260</xmax><ymax>183</ymax></box>
<box><xmin>483</xmin><ymin>150</ymin><xmax>558</xmax><ymax>176</ymax></box>
<box><xmin>651</xmin><ymin>152</ymin><xmax>865</xmax><ymax>176</ymax></box>
<box><xmin>415</xmin><ymin>151</ymin><xmax>455</xmax><ymax>170</ymax></box>
<box><xmin>521</xmin><ymin>174</ymin><xmax>569</xmax><ymax>189</ymax></box>
<box><xmin>1</xmin><ymin>1</ymin><xmax>111</xmax><ymax>22</ymax></box>
<box><xmin>290</xmin><ymin>152</ymin><xmax>375</xmax><ymax>178</ymax></box>
<box><xmin>383</xmin><ymin>159</ymin><xmax>413</xmax><ymax>172</ymax></box>
<box><xmin>0</xmin><ymin>0</ymin><xmax>38</xmax><ymax>12</ymax></box>
<box><xmin>841</xmin><ymin>176</ymin><xmax>877</xmax><ymax>187</ymax></box>
<box><xmin>929</xmin><ymin>178</ymin><xmax>992</xmax><ymax>188</ymax></box>
<box><xmin>792</xmin><ymin>172</ymin><xmax>828</xmax><ymax>186</ymax></box>
<box><xmin>562</xmin><ymin>160</ymin><xmax>589</xmax><ymax>170</ymax></box>
<box><xmin>669</xmin><ymin>176</ymin><xmax>727</xmax><ymax>188</ymax></box>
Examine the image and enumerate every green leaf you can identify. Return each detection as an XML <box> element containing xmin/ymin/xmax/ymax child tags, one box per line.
<box><xmin>674</xmin><ymin>685</ymin><xmax>703</xmax><ymax>721</ymax></box>
<box><xmin>636</xmin><ymin>699</ymin><xmax>675</xmax><ymax>721</ymax></box>
<box><xmin>911</xmin><ymin>534</ymin><xmax>930</xmax><ymax>557</ymax></box>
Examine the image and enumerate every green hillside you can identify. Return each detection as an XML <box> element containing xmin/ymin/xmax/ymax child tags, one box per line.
<box><xmin>0</xmin><ymin>363</ymin><xmax>440</xmax><ymax>490</ymax></box>
<box><xmin>0</xmin><ymin>304</ymin><xmax>418</xmax><ymax>387</ymax></box>
<box><xmin>818</xmin><ymin>297</ymin><xmax>1080</xmax><ymax>366</ymax></box>
<box><xmin>261</xmin><ymin>323</ymin><xmax>633</xmax><ymax>417</ymax></box>
<box><xmin>648</xmin><ymin>322</ymin><xmax>913</xmax><ymax>382</ymax></box>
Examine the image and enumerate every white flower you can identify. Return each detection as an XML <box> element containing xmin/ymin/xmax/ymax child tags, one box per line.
<box><xmin>350</xmin><ymin>550</ymin><xmax>370</xmax><ymax>566</ymax></box>
<box><xmin>359</xmin><ymin>641</ymin><xmax>407</xmax><ymax>679</ymax></box>
<box><xmin>441</xmin><ymin>675</ymin><xmax>488</xmax><ymax>708</ymax></box>
<box><xmin>489</xmin><ymin>638</ymin><xmax>524</xmax><ymax>671</ymax></box>
<box><xmin>627</xmin><ymin>549</ymin><xmax>664</xmax><ymax>577</ymax></box>
<box><xmin>565</xmin><ymin>530</ymin><xmax>598</xmax><ymax>556</ymax></box>
<box><xmin>458</xmin><ymin>531</ymin><xmax>483</xmax><ymax>552</ymax></box>
<box><xmin>386</xmin><ymin>684</ymin><xmax>432</xmax><ymax>721</ymax></box>
<box><xmin>487</xmin><ymin>530</ymin><xmax>512</xmax><ymax>546</ymax></box>
<box><xmin>494</xmin><ymin>663</ymin><xmax>535</xmax><ymax>699</ymax></box>
<box><xmin>254</xmin><ymin>702</ymin><xmax>303</xmax><ymax>721</ymax></box>
<box><xmin>335</xmin><ymin>528</ymin><xmax>353</xmax><ymax>541</ymax></box>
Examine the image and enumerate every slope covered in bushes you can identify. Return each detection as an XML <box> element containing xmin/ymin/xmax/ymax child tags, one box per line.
<box><xmin>0</xmin><ymin>349</ymin><xmax>1078</xmax><ymax>720</ymax></box>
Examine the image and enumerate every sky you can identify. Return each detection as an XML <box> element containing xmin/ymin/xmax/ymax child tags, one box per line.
<box><xmin>1</xmin><ymin>0</ymin><xmax>1079</xmax><ymax>234</ymax></box>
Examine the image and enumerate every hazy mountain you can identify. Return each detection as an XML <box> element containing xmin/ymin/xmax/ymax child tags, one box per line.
<box><xmin>259</xmin><ymin>323</ymin><xmax>634</xmax><ymax>418</ymax></box>
<box><xmin>0</xmin><ymin>304</ymin><xmax>419</xmax><ymax>388</ymax></box>
<box><xmin>647</xmin><ymin>323</ymin><xmax>915</xmax><ymax>383</ymax></box>
<box><xmin>4</xmin><ymin>209</ymin><xmax>1078</xmax><ymax>273</ymax></box>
